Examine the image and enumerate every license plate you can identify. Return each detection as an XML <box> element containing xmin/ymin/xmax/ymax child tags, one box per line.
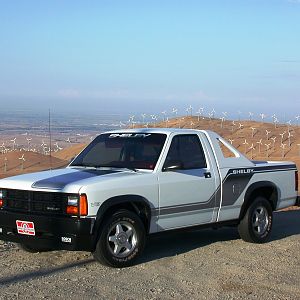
<box><xmin>16</xmin><ymin>220</ymin><xmax>35</xmax><ymax>236</ymax></box>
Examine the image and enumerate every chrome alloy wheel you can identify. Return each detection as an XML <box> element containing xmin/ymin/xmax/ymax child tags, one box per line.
<box><xmin>252</xmin><ymin>206</ymin><xmax>269</xmax><ymax>236</ymax></box>
<box><xmin>107</xmin><ymin>221</ymin><xmax>138</xmax><ymax>258</ymax></box>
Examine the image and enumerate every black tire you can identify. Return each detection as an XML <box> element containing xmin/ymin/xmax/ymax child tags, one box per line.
<box><xmin>238</xmin><ymin>196</ymin><xmax>273</xmax><ymax>243</ymax></box>
<box><xmin>93</xmin><ymin>209</ymin><xmax>146</xmax><ymax>268</ymax></box>
<box><xmin>18</xmin><ymin>243</ymin><xmax>51</xmax><ymax>253</ymax></box>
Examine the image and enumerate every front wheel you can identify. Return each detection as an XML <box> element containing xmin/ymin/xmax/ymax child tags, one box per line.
<box><xmin>93</xmin><ymin>209</ymin><xmax>146</xmax><ymax>268</ymax></box>
<box><xmin>238</xmin><ymin>196</ymin><xmax>273</xmax><ymax>243</ymax></box>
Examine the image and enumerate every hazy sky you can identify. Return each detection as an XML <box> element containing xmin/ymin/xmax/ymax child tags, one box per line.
<box><xmin>0</xmin><ymin>0</ymin><xmax>299</xmax><ymax>118</ymax></box>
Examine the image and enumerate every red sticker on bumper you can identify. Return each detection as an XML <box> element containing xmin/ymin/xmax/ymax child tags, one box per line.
<box><xmin>16</xmin><ymin>220</ymin><xmax>35</xmax><ymax>236</ymax></box>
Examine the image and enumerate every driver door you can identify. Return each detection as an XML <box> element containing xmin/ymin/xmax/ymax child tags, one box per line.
<box><xmin>157</xmin><ymin>134</ymin><xmax>218</xmax><ymax>230</ymax></box>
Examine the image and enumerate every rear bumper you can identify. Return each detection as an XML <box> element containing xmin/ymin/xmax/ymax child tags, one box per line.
<box><xmin>0</xmin><ymin>210</ymin><xmax>95</xmax><ymax>251</ymax></box>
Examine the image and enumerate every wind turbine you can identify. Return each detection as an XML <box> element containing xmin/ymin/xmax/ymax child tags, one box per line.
<box><xmin>273</xmin><ymin>117</ymin><xmax>279</xmax><ymax>129</ymax></box>
<box><xmin>141</xmin><ymin>113</ymin><xmax>146</xmax><ymax>124</ymax></box>
<box><xmin>19</xmin><ymin>154</ymin><xmax>25</xmax><ymax>170</ymax></box>
<box><xmin>4</xmin><ymin>157</ymin><xmax>7</xmax><ymax>172</ymax></box>
<box><xmin>228</xmin><ymin>139</ymin><xmax>234</xmax><ymax>145</ymax></box>
<box><xmin>196</xmin><ymin>108</ymin><xmax>203</xmax><ymax>121</ymax></box>
<box><xmin>249</xmin><ymin>144</ymin><xmax>255</xmax><ymax>159</ymax></box>
<box><xmin>250</xmin><ymin>127</ymin><xmax>256</xmax><ymax>138</ymax></box>
<box><xmin>243</xmin><ymin>139</ymin><xmax>249</xmax><ymax>154</ymax></box>
<box><xmin>297</xmin><ymin>144</ymin><xmax>300</xmax><ymax>156</ymax></box>
<box><xmin>188</xmin><ymin>105</ymin><xmax>193</xmax><ymax>116</ymax></box>
<box><xmin>220</xmin><ymin>117</ymin><xmax>225</xmax><ymax>128</ymax></box>
<box><xmin>211</xmin><ymin>108</ymin><xmax>216</xmax><ymax>119</ymax></box>
<box><xmin>265</xmin><ymin>143</ymin><xmax>271</xmax><ymax>158</ymax></box>
<box><xmin>0</xmin><ymin>142</ymin><xmax>5</xmax><ymax>154</ymax></box>
<box><xmin>26</xmin><ymin>137</ymin><xmax>32</xmax><ymax>151</ymax></box>
<box><xmin>238</xmin><ymin>123</ymin><xmax>244</xmax><ymax>130</ymax></box>
<box><xmin>119</xmin><ymin>121</ymin><xmax>126</xmax><ymax>128</ymax></box>
<box><xmin>296</xmin><ymin>115</ymin><xmax>300</xmax><ymax>127</ymax></box>
<box><xmin>265</xmin><ymin>130</ymin><xmax>271</xmax><ymax>141</ymax></box>
<box><xmin>280</xmin><ymin>143</ymin><xmax>286</xmax><ymax>158</ymax></box>
<box><xmin>260</xmin><ymin>113</ymin><xmax>266</xmax><ymax>122</ymax></box>
<box><xmin>256</xmin><ymin>139</ymin><xmax>263</xmax><ymax>155</ymax></box>
<box><xmin>286</xmin><ymin>120</ymin><xmax>292</xmax><ymax>132</ymax></box>
<box><xmin>172</xmin><ymin>108</ymin><xmax>178</xmax><ymax>119</ymax></box>
<box><xmin>279</xmin><ymin>131</ymin><xmax>286</xmax><ymax>144</ymax></box>
<box><xmin>10</xmin><ymin>138</ymin><xmax>17</xmax><ymax>151</ymax></box>
<box><xmin>287</xmin><ymin>131</ymin><xmax>293</xmax><ymax>148</ymax></box>
<box><xmin>161</xmin><ymin>111</ymin><xmax>167</xmax><ymax>121</ymax></box>
<box><xmin>151</xmin><ymin>115</ymin><xmax>158</xmax><ymax>127</ymax></box>
<box><xmin>231</xmin><ymin>121</ymin><xmax>236</xmax><ymax>132</ymax></box>
<box><xmin>270</xmin><ymin>137</ymin><xmax>276</xmax><ymax>150</ymax></box>
<box><xmin>249</xmin><ymin>112</ymin><xmax>254</xmax><ymax>121</ymax></box>
<box><xmin>165</xmin><ymin>117</ymin><xmax>170</xmax><ymax>128</ymax></box>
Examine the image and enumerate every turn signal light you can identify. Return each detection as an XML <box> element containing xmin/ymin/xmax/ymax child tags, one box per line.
<box><xmin>79</xmin><ymin>194</ymin><xmax>88</xmax><ymax>216</ymax></box>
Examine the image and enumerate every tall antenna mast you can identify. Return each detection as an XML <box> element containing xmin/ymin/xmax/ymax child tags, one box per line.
<box><xmin>48</xmin><ymin>109</ymin><xmax>52</xmax><ymax>170</ymax></box>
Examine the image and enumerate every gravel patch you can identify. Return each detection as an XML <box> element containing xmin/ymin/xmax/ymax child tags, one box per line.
<box><xmin>0</xmin><ymin>210</ymin><xmax>299</xmax><ymax>300</ymax></box>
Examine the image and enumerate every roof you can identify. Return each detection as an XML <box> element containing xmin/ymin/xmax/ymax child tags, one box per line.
<box><xmin>105</xmin><ymin>127</ymin><xmax>208</xmax><ymax>135</ymax></box>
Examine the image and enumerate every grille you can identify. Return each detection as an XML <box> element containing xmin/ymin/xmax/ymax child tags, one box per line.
<box><xmin>4</xmin><ymin>189</ymin><xmax>69</xmax><ymax>215</ymax></box>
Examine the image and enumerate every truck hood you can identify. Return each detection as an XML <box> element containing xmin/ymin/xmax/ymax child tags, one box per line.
<box><xmin>0</xmin><ymin>167</ymin><xmax>139</xmax><ymax>193</ymax></box>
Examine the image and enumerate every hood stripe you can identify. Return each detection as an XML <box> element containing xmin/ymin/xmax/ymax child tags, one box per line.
<box><xmin>32</xmin><ymin>169</ymin><xmax>119</xmax><ymax>190</ymax></box>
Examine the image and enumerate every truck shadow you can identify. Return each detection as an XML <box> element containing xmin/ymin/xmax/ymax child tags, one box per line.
<box><xmin>0</xmin><ymin>258</ymin><xmax>95</xmax><ymax>286</ymax></box>
<box><xmin>141</xmin><ymin>209</ymin><xmax>300</xmax><ymax>264</ymax></box>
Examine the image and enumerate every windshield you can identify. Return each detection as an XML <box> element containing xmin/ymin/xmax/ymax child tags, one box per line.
<box><xmin>70</xmin><ymin>133</ymin><xmax>167</xmax><ymax>170</ymax></box>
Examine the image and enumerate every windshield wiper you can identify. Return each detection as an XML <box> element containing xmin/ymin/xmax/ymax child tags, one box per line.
<box><xmin>100</xmin><ymin>164</ymin><xmax>137</xmax><ymax>172</ymax></box>
<box><xmin>70</xmin><ymin>163</ymin><xmax>99</xmax><ymax>168</ymax></box>
<box><xmin>71</xmin><ymin>163</ymin><xmax>137</xmax><ymax>172</ymax></box>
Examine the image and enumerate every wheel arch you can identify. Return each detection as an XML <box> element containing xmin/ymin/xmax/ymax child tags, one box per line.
<box><xmin>239</xmin><ymin>181</ymin><xmax>279</xmax><ymax>220</ymax></box>
<box><xmin>91</xmin><ymin>194</ymin><xmax>152</xmax><ymax>249</ymax></box>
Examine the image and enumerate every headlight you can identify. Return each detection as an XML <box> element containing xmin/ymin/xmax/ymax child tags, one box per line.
<box><xmin>0</xmin><ymin>189</ymin><xmax>6</xmax><ymax>208</ymax></box>
<box><xmin>0</xmin><ymin>189</ymin><xmax>6</xmax><ymax>199</ymax></box>
<box><xmin>66</xmin><ymin>194</ymin><xmax>88</xmax><ymax>216</ymax></box>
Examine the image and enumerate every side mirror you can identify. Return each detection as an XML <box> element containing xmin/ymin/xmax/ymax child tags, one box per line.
<box><xmin>163</xmin><ymin>160</ymin><xmax>183</xmax><ymax>172</ymax></box>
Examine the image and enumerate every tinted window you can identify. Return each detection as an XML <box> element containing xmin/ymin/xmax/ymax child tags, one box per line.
<box><xmin>71</xmin><ymin>133</ymin><xmax>167</xmax><ymax>170</ymax></box>
<box><xmin>164</xmin><ymin>135</ymin><xmax>207</xmax><ymax>169</ymax></box>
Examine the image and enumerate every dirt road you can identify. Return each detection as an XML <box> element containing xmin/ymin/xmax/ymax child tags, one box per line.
<box><xmin>1</xmin><ymin>210</ymin><xmax>299</xmax><ymax>300</ymax></box>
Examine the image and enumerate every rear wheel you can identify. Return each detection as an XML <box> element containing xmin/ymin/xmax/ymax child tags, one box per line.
<box><xmin>238</xmin><ymin>196</ymin><xmax>273</xmax><ymax>243</ymax></box>
<box><xmin>93</xmin><ymin>209</ymin><xmax>146</xmax><ymax>268</ymax></box>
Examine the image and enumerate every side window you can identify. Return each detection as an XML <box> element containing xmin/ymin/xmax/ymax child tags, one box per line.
<box><xmin>164</xmin><ymin>135</ymin><xmax>207</xmax><ymax>169</ymax></box>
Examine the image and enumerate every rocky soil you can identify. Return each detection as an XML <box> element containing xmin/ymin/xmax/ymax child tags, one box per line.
<box><xmin>0</xmin><ymin>210</ymin><xmax>299</xmax><ymax>300</ymax></box>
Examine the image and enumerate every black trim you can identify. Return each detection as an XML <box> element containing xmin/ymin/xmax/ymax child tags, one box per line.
<box><xmin>150</xmin><ymin>219</ymin><xmax>239</xmax><ymax>237</ymax></box>
<box><xmin>296</xmin><ymin>196</ymin><xmax>300</xmax><ymax>207</ymax></box>
<box><xmin>0</xmin><ymin>211</ymin><xmax>94</xmax><ymax>251</ymax></box>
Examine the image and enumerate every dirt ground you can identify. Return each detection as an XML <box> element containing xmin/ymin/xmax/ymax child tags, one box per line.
<box><xmin>0</xmin><ymin>210</ymin><xmax>299</xmax><ymax>300</ymax></box>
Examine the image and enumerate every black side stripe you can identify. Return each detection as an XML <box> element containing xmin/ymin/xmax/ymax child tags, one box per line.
<box><xmin>155</xmin><ymin>164</ymin><xmax>295</xmax><ymax>216</ymax></box>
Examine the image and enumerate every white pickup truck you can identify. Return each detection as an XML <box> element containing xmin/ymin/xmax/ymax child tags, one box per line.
<box><xmin>0</xmin><ymin>129</ymin><xmax>298</xmax><ymax>267</ymax></box>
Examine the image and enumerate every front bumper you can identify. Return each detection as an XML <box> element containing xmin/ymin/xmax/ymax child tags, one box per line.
<box><xmin>0</xmin><ymin>210</ymin><xmax>95</xmax><ymax>251</ymax></box>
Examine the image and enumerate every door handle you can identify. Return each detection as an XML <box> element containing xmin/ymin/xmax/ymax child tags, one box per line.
<box><xmin>204</xmin><ymin>172</ymin><xmax>211</xmax><ymax>178</ymax></box>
